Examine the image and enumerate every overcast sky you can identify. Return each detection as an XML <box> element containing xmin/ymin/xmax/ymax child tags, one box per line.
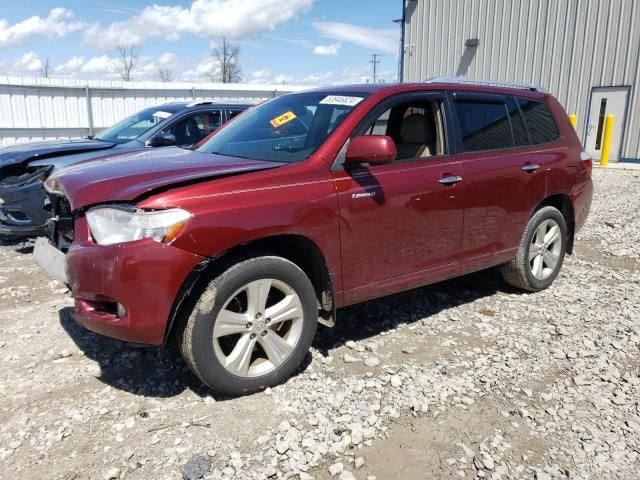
<box><xmin>0</xmin><ymin>0</ymin><xmax>402</xmax><ymax>85</ymax></box>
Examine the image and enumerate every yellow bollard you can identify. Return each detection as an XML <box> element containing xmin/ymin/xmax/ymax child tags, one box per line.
<box><xmin>600</xmin><ymin>114</ymin><xmax>614</xmax><ymax>167</ymax></box>
<box><xmin>569</xmin><ymin>114</ymin><xmax>577</xmax><ymax>129</ymax></box>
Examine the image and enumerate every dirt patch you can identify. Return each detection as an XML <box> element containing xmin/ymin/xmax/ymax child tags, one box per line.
<box><xmin>574</xmin><ymin>241</ymin><xmax>640</xmax><ymax>272</ymax></box>
<box><xmin>355</xmin><ymin>397</ymin><xmax>551</xmax><ymax>480</ymax></box>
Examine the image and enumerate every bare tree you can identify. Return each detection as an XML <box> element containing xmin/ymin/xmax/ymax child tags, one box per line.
<box><xmin>40</xmin><ymin>58</ymin><xmax>51</xmax><ymax>78</ymax></box>
<box><xmin>111</xmin><ymin>43</ymin><xmax>140</xmax><ymax>82</ymax></box>
<box><xmin>209</xmin><ymin>37</ymin><xmax>242</xmax><ymax>83</ymax></box>
<box><xmin>156</xmin><ymin>68</ymin><xmax>174</xmax><ymax>83</ymax></box>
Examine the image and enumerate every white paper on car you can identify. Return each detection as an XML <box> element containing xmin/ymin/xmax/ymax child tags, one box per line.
<box><xmin>319</xmin><ymin>95</ymin><xmax>365</xmax><ymax>107</ymax></box>
<box><xmin>153</xmin><ymin>111</ymin><xmax>173</xmax><ymax>119</ymax></box>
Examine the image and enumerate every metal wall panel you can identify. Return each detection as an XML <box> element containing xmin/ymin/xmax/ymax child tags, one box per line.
<box><xmin>0</xmin><ymin>77</ymin><xmax>309</xmax><ymax>146</ymax></box>
<box><xmin>403</xmin><ymin>0</ymin><xmax>640</xmax><ymax>159</ymax></box>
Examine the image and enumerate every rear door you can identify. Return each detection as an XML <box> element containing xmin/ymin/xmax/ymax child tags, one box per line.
<box><xmin>450</xmin><ymin>93</ymin><xmax>551</xmax><ymax>272</ymax></box>
<box><xmin>333</xmin><ymin>92</ymin><xmax>465</xmax><ymax>304</ymax></box>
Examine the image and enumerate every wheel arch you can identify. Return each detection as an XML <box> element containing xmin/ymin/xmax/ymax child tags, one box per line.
<box><xmin>163</xmin><ymin>234</ymin><xmax>336</xmax><ymax>344</ymax></box>
<box><xmin>535</xmin><ymin>193</ymin><xmax>575</xmax><ymax>254</ymax></box>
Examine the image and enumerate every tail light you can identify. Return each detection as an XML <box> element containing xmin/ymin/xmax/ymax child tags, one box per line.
<box><xmin>580</xmin><ymin>151</ymin><xmax>592</xmax><ymax>176</ymax></box>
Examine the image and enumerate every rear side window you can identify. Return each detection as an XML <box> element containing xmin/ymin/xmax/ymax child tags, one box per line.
<box><xmin>518</xmin><ymin>99</ymin><xmax>560</xmax><ymax>144</ymax></box>
<box><xmin>455</xmin><ymin>100</ymin><xmax>513</xmax><ymax>152</ymax></box>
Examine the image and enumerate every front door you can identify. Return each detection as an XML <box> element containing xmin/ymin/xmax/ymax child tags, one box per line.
<box><xmin>334</xmin><ymin>92</ymin><xmax>464</xmax><ymax>305</ymax></box>
<box><xmin>585</xmin><ymin>86</ymin><xmax>630</xmax><ymax>162</ymax></box>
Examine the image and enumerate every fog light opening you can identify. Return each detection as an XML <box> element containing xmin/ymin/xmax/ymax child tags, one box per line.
<box><xmin>117</xmin><ymin>303</ymin><xmax>127</xmax><ymax>319</ymax></box>
<box><xmin>6</xmin><ymin>209</ymin><xmax>31</xmax><ymax>224</ymax></box>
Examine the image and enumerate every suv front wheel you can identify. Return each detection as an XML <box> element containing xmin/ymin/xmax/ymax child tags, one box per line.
<box><xmin>178</xmin><ymin>256</ymin><xmax>318</xmax><ymax>396</ymax></box>
<box><xmin>501</xmin><ymin>206</ymin><xmax>567</xmax><ymax>292</ymax></box>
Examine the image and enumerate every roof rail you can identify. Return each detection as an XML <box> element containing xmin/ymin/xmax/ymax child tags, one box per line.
<box><xmin>186</xmin><ymin>100</ymin><xmax>215</xmax><ymax>107</ymax></box>
<box><xmin>424</xmin><ymin>76</ymin><xmax>547</xmax><ymax>93</ymax></box>
<box><xmin>184</xmin><ymin>99</ymin><xmax>259</xmax><ymax>107</ymax></box>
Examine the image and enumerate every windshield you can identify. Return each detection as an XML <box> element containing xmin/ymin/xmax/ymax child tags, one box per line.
<box><xmin>95</xmin><ymin>108</ymin><xmax>176</xmax><ymax>144</ymax></box>
<box><xmin>197</xmin><ymin>92</ymin><xmax>369</xmax><ymax>163</ymax></box>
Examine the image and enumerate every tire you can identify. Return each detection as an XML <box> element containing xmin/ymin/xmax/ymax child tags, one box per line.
<box><xmin>178</xmin><ymin>255</ymin><xmax>318</xmax><ymax>396</ymax></box>
<box><xmin>501</xmin><ymin>206</ymin><xmax>567</xmax><ymax>292</ymax></box>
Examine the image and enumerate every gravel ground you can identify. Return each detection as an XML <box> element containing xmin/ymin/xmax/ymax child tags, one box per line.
<box><xmin>1</xmin><ymin>168</ymin><xmax>639</xmax><ymax>480</ymax></box>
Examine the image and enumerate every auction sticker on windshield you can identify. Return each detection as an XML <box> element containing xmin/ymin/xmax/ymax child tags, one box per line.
<box><xmin>319</xmin><ymin>95</ymin><xmax>364</xmax><ymax>107</ymax></box>
<box><xmin>270</xmin><ymin>111</ymin><xmax>297</xmax><ymax>128</ymax></box>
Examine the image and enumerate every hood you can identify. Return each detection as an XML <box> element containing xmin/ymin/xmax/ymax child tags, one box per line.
<box><xmin>49</xmin><ymin>147</ymin><xmax>284</xmax><ymax>210</ymax></box>
<box><xmin>0</xmin><ymin>139</ymin><xmax>117</xmax><ymax>168</ymax></box>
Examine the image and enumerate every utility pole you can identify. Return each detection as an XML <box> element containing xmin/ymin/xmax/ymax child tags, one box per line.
<box><xmin>392</xmin><ymin>18</ymin><xmax>402</xmax><ymax>82</ymax></box>
<box><xmin>370</xmin><ymin>54</ymin><xmax>380</xmax><ymax>83</ymax></box>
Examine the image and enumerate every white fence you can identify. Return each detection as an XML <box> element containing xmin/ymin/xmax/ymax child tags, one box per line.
<box><xmin>0</xmin><ymin>77</ymin><xmax>311</xmax><ymax>147</ymax></box>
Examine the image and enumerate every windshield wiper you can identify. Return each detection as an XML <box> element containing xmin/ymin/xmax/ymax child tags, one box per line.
<box><xmin>208</xmin><ymin>152</ymin><xmax>286</xmax><ymax>163</ymax></box>
<box><xmin>208</xmin><ymin>151</ymin><xmax>253</xmax><ymax>160</ymax></box>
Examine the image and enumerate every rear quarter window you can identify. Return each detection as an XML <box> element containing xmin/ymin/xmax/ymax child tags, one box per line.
<box><xmin>518</xmin><ymin>99</ymin><xmax>560</xmax><ymax>144</ymax></box>
<box><xmin>455</xmin><ymin>100</ymin><xmax>513</xmax><ymax>152</ymax></box>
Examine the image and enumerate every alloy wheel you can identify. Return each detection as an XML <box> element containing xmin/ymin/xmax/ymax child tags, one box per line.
<box><xmin>528</xmin><ymin>218</ymin><xmax>562</xmax><ymax>280</ymax></box>
<box><xmin>212</xmin><ymin>278</ymin><xmax>304</xmax><ymax>378</ymax></box>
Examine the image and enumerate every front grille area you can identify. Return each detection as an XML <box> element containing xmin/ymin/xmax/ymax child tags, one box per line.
<box><xmin>45</xmin><ymin>194</ymin><xmax>74</xmax><ymax>251</ymax></box>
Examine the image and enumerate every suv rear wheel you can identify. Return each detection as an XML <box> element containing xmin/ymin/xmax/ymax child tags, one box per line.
<box><xmin>501</xmin><ymin>206</ymin><xmax>567</xmax><ymax>292</ymax></box>
<box><xmin>178</xmin><ymin>256</ymin><xmax>318</xmax><ymax>396</ymax></box>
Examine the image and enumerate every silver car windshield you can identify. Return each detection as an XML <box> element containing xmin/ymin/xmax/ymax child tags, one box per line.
<box><xmin>95</xmin><ymin>108</ymin><xmax>175</xmax><ymax>144</ymax></box>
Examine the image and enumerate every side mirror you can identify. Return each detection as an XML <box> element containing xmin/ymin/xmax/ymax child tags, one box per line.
<box><xmin>148</xmin><ymin>132</ymin><xmax>177</xmax><ymax>147</ymax></box>
<box><xmin>345</xmin><ymin>135</ymin><xmax>397</xmax><ymax>166</ymax></box>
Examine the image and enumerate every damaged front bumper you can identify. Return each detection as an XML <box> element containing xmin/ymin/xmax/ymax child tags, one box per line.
<box><xmin>67</xmin><ymin>228</ymin><xmax>205</xmax><ymax>345</ymax></box>
<box><xmin>0</xmin><ymin>172</ymin><xmax>51</xmax><ymax>236</ymax></box>
<box><xmin>33</xmin><ymin>236</ymin><xmax>68</xmax><ymax>284</ymax></box>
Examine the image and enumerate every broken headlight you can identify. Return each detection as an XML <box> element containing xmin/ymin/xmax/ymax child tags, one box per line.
<box><xmin>0</xmin><ymin>165</ymin><xmax>53</xmax><ymax>187</ymax></box>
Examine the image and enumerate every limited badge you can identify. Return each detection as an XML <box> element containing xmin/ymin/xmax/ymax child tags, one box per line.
<box><xmin>270</xmin><ymin>111</ymin><xmax>297</xmax><ymax>128</ymax></box>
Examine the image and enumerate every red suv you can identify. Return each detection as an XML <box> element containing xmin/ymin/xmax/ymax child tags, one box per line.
<box><xmin>36</xmin><ymin>80</ymin><xmax>593</xmax><ymax>395</ymax></box>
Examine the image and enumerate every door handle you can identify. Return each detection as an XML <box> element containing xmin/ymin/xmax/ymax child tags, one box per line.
<box><xmin>439</xmin><ymin>175</ymin><xmax>463</xmax><ymax>185</ymax></box>
<box><xmin>522</xmin><ymin>164</ymin><xmax>540</xmax><ymax>172</ymax></box>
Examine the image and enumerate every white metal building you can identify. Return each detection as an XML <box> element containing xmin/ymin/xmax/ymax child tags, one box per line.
<box><xmin>401</xmin><ymin>0</ymin><xmax>640</xmax><ymax>162</ymax></box>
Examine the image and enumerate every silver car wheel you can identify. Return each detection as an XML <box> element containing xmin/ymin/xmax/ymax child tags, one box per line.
<box><xmin>212</xmin><ymin>278</ymin><xmax>304</xmax><ymax>378</ymax></box>
<box><xmin>528</xmin><ymin>218</ymin><xmax>562</xmax><ymax>280</ymax></box>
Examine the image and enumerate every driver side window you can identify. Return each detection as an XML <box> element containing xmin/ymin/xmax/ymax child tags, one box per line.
<box><xmin>362</xmin><ymin>99</ymin><xmax>446</xmax><ymax>161</ymax></box>
<box><xmin>163</xmin><ymin>112</ymin><xmax>221</xmax><ymax>147</ymax></box>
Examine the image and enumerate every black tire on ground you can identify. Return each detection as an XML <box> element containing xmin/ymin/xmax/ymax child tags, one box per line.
<box><xmin>500</xmin><ymin>206</ymin><xmax>568</xmax><ymax>292</ymax></box>
<box><xmin>178</xmin><ymin>255</ymin><xmax>318</xmax><ymax>396</ymax></box>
